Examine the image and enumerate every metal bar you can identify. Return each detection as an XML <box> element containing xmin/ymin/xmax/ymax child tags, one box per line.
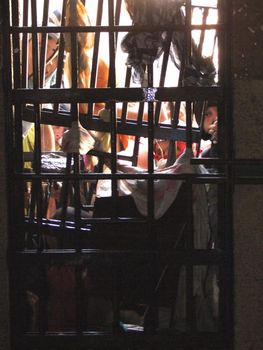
<box><xmin>52</xmin><ymin>0</ymin><xmax>67</xmax><ymax>116</ymax></box>
<box><xmin>108</xmin><ymin>0</ymin><xmax>118</xmax><ymax>220</ymax></box>
<box><xmin>195</xmin><ymin>100</ymin><xmax>207</xmax><ymax>156</ymax></box>
<box><xmin>70</xmin><ymin>32</ymin><xmax>78</xmax><ymax>92</ymax></box>
<box><xmin>13</xmin><ymin>103</ymin><xmax>25</xmax><ymax>248</ymax></box>
<box><xmin>11</xmin><ymin>0</ymin><xmax>21</xmax><ymax>88</ymax></box>
<box><xmin>154</xmin><ymin>31</ymin><xmax>172</xmax><ymax>124</ymax></box>
<box><xmin>11</xmin><ymin>23</ymin><xmax>223</xmax><ymax>34</ymax></box>
<box><xmin>15</xmin><ymin>172</ymin><xmax>227</xmax><ymax>182</ymax></box>
<box><xmin>185</xmin><ymin>179</ymin><xmax>194</xmax><ymax>332</ymax></box>
<box><xmin>60</xmin><ymin>154</ymin><xmax>72</xmax><ymax>231</ymax></box>
<box><xmin>13</xmin><ymin>332</ymin><xmax>229</xmax><ymax>350</ymax></box>
<box><xmin>87</xmin><ymin>0</ymin><xmax>103</xmax><ymax>116</ymax></box>
<box><xmin>185</xmin><ymin>0</ymin><xmax>195</xmax><ymax>333</ymax></box>
<box><xmin>185</xmin><ymin>0</ymin><xmax>192</xmax><ymax>66</ymax></box>
<box><xmin>12</xmin><ymin>86</ymin><xmax>223</xmax><ymax>103</ymax></box>
<box><xmin>22</xmin><ymin>107</ymin><xmax>202</xmax><ymax>142</ymax></box>
<box><xmin>108</xmin><ymin>0</ymin><xmax>116</xmax><ymax>88</ymax></box>
<box><xmin>21</xmin><ymin>0</ymin><xmax>29</xmax><ymax>88</ymax></box>
<box><xmin>120</xmin><ymin>67</ymin><xmax>132</xmax><ymax>123</ymax></box>
<box><xmin>114</xmin><ymin>0</ymin><xmax>122</xmax><ymax>43</ymax></box>
<box><xmin>197</xmin><ymin>8</ymin><xmax>209</xmax><ymax>57</ymax></box>
<box><xmin>15</xmin><ymin>248</ymin><xmax>226</xmax><ymax>263</ymax></box>
<box><xmin>39</xmin><ymin>0</ymin><xmax>49</xmax><ymax>87</ymax></box>
<box><xmin>145</xmin><ymin>61</ymin><xmax>157</xmax><ymax>332</ymax></box>
<box><xmin>110</xmin><ymin>103</ymin><xmax>118</xmax><ymax>217</ymax></box>
<box><xmin>186</xmin><ymin>101</ymin><xmax>192</xmax><ymax>148</ymax></box>
<box><xmin>131</xmin><ymin>101</ymin><xmax>144</xmax><ymax>166</ymax></box>
<box><xmin>30</xmin><ymin>0</ymin><xmax>44</xmax><ymax>255</ymax></box>
<box><xmin>73</xmin><ymin>153</ymin><xmax>81</xmax><ymax>252</ymax></box>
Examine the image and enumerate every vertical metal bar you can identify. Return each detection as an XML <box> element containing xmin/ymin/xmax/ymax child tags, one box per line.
<box><xmin>39</xmin><ymin>0</ymin><xmax>49</xmax><ymax>87</ymax></box>
<box><xmin>53</xmin><ymin>0</ymin><xmax>67</xmax><ymax>116</ymax></box>
<box><xmin>108</xmin><ymin>0</ymin><xmax>117</xmax><ymax>210</ymax></box>
<box><xmin>172</xmin><ymin>77</ymin><xmax>183</xmax><ymax>126</ymax></box>
<box><xmin>120</xmin><ymin>67</ymin><xmax>132</xmax><ymax>123</ymax></box>
<box><xmin>60</xmin><ymin>154</ymin><xmax>72</xmax><ymax>231</ymax></box>
<box><xmin>74</xmin><ymin>152</ymin><xmax>81</xmax><ymax>251</ymax></box>
<box><xmin>185</xmin><ymin>0</ymin><xmax>192</xmax><ymax>67</ymax></box>
<box><xmin>144</xmin><ymin>62</ymin><xmax>159</xmax><ymax>332</ymax></box>
<box><xmin>11</xmin><ymin>0</ymin><xmax>21</xmax><ymax>89</ymax></box>
<box><xmin>108</xmin><ymin>0</ymin><xmax>116</xmax><ymax>88</ymax></box>
<box><xmin>154</xmin><ymin>31</ymin><xmax>172</xmax><ymax>124</ymax></box>
<box><xmin>70</xmin><ymin>31</ymin><xmax>78</xmax><ymax>92</ymax></box>
<box><xmin>21</xmin><ymin>0</ymin><xmax>29</xmax><ymax>88</ymax></box>
<box><xmin>31</xmin><ymin>0</ymin><xmax>41</xmax><ymax>173</ymax></box>
<box><xmin>186</xmin><ymin>101</ymin><xmax>192</xmax><ymax>149</ymax></box>
<box><xmin>69</xmin><ymin>21</ymin><xmax>84</xmax><ymax>333</ymax></box>
<box><xmin>108</xmin><ymin>0</ymin><xmax>120</xmax><ymax>331</ymax></box>
<box><xmin>196</xmin><ymin>100</ymin><xmax>207</xmax><ymax>156</ymax></box>
<box><xmin>131</xmin><ymin>101</ymin><xmax>144</xmax><ymax>166</ymax></box>
<box><xmin>31</xmin><ymin>0</ymin><xmax>44</xmax><ymax>254</ymax></box>
<box><xmin>70</xmin><ymin>28</ymin><xmax>82</xmax><ymax>249</ymax></box>
<box><xmin>3</xmin><ymin>0</ymin><xmax>24</xmax><ymax>250</ymax></box>
<box><xmin>88</xmin><ymin>0</ymin><xmax>103</xmax><ymax>116</ymax></box>
<box><xmin>147</xmin><ymin>66</ymin><xmax>154</xmax><ymax>225</ymax></box>
<box><xmin>186</xmin><ymin>180</ymin><xmax>195</xmax><ymax>332</ymax></box>
<box><xmin>197</xmin><ymin>8</ymin><xmax>209</xmax><ymax>57</ymax></box>
<box><xmin>2</xmin><ymin>3</ymin><xmax>25</xmax><ymax>345</ymax></box>
<box><xmin>13</xmin><ymin>103</ymin><xmax>24</xmax><ymax>246</ymax></box>
<box><xmin>11</xmin><ymin>2</ymin><xmax>25</xmax><ymax>257</ymax></box>
<box><xmin>185</xmin><ymin>0</ymin><xmax>195</xmax><ymax>333</ymax></box>
<box><xmin>114</xmin><ymin>0</ymin><xmax>122</xmax><ymax>43</ymax></box>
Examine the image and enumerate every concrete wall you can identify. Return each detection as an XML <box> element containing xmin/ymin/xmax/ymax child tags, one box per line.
<box><xmin>0</xmin><ymin>4</ymin><xmax>10</xmax><ymax>349</ymax></box>
<box><xmin>233</xmin><ymin>0</ymin><xmax>263</xmax><ymax>349</ymax></box>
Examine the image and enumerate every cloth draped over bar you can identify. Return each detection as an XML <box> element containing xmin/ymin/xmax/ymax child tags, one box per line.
<box><xmin>121</xmin><ymin>0</ymin><xmax>216</xmax><ymax>86</ymax></box>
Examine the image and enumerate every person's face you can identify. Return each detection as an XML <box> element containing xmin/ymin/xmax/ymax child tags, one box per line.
<box><xmin>28</xmin><ymin>35</ymin><xmax>58</xmax><ymax>80</ymax></box>
<box><xmin>203</xmin><ymin>106</ymin><xmax>218</xmax><ymax>133</ymax></box>
<box><xmin>52</xmin><ymin>126</ymin><xmax>65</xmax><ymax>143</ymax></box>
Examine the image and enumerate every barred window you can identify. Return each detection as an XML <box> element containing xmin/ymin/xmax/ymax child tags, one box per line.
<box><xmin>3</xmin><ymin>0</ymin><xmax>233</xmax><ymax>349</ymax></box>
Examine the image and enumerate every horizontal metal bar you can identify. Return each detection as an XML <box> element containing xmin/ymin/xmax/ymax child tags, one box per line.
<box><xmin>15</xmin><ymin>331</ymin><xmax>229</xmax><ymax>350</ymax></box>
<box><xmin>22</xmin><ymin>108</ymin><xmax>201</xmax><ymax>142</ymax></box>
<box><xmin>14</xmin><ymin>172</ymin><xmax>227</xmax><ymax>182</ymax></box>
<box><xmin>24</xmin><ymin>216</ymin><xmax>148</xmax><ymax>228</ymax></box>
<box><xmin>10</xmin><ymin>23</ymin><xmax>223</xmax><ymax>34</ymax></box>
<box><xmin>192</xmin><ymin>158</ymin><xmax>263</xmax><ymax>166</ymax></box>
<box><xmin>12</xmin><ymin>87</ymin><xmax>223</xmax><ymax>103</ymax></box>
<box><xmin>14</xmin><ymin>248</ymin><xmax>225</xmax><ymax>264</ymax></box>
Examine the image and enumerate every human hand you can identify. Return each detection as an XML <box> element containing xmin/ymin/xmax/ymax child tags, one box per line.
<box><xmin>208</xmin><ymin>120</ymin><xmax>218</xmax><ymax>144</ymax></box>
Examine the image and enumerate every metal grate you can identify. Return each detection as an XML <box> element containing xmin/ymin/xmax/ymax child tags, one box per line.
<box><xmin>2</xmin><ymin>0</ymin><xmax>234</xmax><ymax>349</ymax></box>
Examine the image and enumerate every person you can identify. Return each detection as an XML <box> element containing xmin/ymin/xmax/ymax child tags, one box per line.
<box><xmin>52</xmin><ymin>126</ymin><xmax>66</xmax><ymax>151</ymax></box>
<box><xmin>200</xmin><ymin>103</ymin><xmax>219</xmax><ymax>161</ymax></box>
<box><xmin>22</xmin><ymin>12</ymin><xmax>62</xmax><ymax>151</ymax></box>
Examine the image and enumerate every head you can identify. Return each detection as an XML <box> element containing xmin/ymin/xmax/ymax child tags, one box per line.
<box><xmin>202</xmin><ymin>104</ymin><xmax>218</xmax><ymax>140</ymax></box>
<box><xmin>52</xmin><ymin>126</ymin><xmax>65</xmax><ymax>144</ymax></box>
<box><xmin>27</xmin><ymin>11</ymin><xmax>61</xmax><ymax>81</ymax></box>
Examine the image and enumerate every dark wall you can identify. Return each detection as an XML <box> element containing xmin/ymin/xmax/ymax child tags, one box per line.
<box><xmin>233</xmin><ymin>1</ymin><xmax>263</xmax><ymax>349</ymax></box>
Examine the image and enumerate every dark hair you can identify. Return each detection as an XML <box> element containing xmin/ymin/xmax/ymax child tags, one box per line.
<box><xmin>206</xmin><ymin>101</ymin><xmax>218</xmax><ymax>108</ymax></box>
